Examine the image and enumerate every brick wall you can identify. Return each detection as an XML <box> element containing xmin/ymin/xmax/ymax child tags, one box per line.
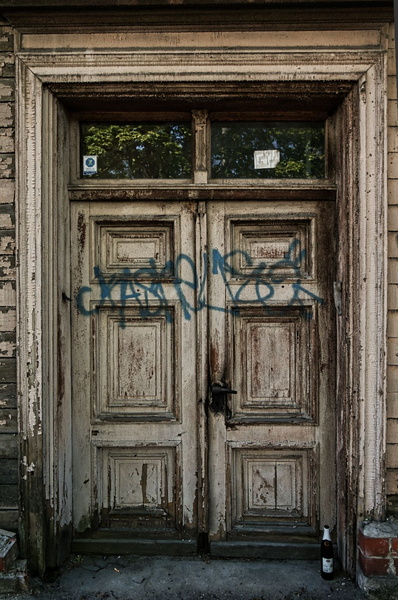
<box><xmin>358</xmin><ymin>522</ymin><xmax>398</xmax><ymax>578</ymax></box>
<box><xmin>0</xmin><ymin>17</ymin><xmax>17</xmax><ymax>533</ymax></box>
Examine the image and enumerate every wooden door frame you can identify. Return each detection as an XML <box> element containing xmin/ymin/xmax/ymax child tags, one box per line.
<box><xmin>16</xmin><ymin>42</ymin><xmax>387</xmax><ymax>576</ymax></box>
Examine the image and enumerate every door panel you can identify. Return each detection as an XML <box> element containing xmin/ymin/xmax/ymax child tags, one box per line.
<box><xmin>207</xmin><ymin>200</ymin><xmax>336</xmax><ymax>544</ymax></box>
<box><xmin>71</xmin><ymin>202</ymin><xmax>198</xmax><ymax>540</ymax></box>
<box><xmin>71</xmin><ymin>198</ymin><xmax>335</xmax><ymax>551</ymax></box>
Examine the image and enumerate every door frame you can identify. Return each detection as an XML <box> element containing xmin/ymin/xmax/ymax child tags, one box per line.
<box><xmin>15</xmin><ymin>42</ymin><xmax>387</xmax><ymax>576</ymax></box>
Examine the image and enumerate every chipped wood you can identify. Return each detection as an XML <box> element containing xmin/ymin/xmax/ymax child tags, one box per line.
<box><xmin>11</xmin><ymin>15</ymin><xmax>390</xmax><ymax>576</ymax></box>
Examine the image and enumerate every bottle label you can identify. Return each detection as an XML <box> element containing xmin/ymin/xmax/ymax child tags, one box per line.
<box><xmin>322</xmin><ymin>558</ymin><xmax>333</xmax><ymax>573</ymax></box>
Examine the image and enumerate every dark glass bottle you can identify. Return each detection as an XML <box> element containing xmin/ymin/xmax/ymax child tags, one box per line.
<box><xmin>321</xmin><ymin>525</ymin><xmax>334</xmax><ymax>580</ymax></box>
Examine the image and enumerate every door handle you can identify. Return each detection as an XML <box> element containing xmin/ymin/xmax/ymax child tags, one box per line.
<box><xmin>211</xmin><ymin>384</ymin><xmax>237</xmax><ymax>395</ymax></box>
<box><xmin>210</xmin><ymin>383</ymin><xmax>237</xmax><ymax>415</ymax></box>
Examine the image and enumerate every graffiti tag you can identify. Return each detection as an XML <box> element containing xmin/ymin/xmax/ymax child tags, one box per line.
<box><xmin>75</xmin><ymin>241</ymin><xmax>324</xmax><ymax>325</ymax></box>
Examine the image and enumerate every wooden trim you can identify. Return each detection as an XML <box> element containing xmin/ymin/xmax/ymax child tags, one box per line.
<box><xmin>15</xmin><ymin>41</ymin><xmax>387</xmax><ymax>576</ymax></box>
<box><xmin>3</xmin><ymin>4</ymin><xmax>394</xmax><ymax>35</ymax></box>
<box><xmin>68</xmin><ymin>186</ymin><xmax>337</xmax><ymax>202</ymax></box>
<box><xmin>16</xmin><ymin>56</ymin><xmax>46</xmax><ymax>575</ymax></box>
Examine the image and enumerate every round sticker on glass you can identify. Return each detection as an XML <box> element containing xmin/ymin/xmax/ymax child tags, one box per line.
<box><xmin>83</xmin><ymin>155</ymin><xmax>98</xmax><ymax>176</ymax></box>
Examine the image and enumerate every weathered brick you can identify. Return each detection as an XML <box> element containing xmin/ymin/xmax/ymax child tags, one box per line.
<box><xmin>0</xmin><ymin>433</ymin><xmax>18</xmax><ymax>457</ymax></box>
<box><xmin>0</xmin><ymin>54</ymin><xmax>15</xmax><ymax>79</ymax></box>
<box><xmin>387</xmin><ymin>468</ymin><xmax>398</xmax><ymax>495</ymax></box>
<box><xmin>0</xmin><ymin>510</ymin><xmax>18</xmax><ymax>531</ymax></box>
<box><xmin>387</xmin><ymin>392</ymin><xmax>398</xmax><ymax>419</ymax></box>
<box><xmin>0</xmin><ymin>359</ymin><xmax>16</xmax><ymax>384</ymax></box>
<box><xmin>0</xmin><ymin>80</ymin><xmax>14</xmax><ymax>102</ymax></box>
<box><xmin>388</xmin><ymin>48</ymin><xmax>397</xmax><ymax>76</ymax></box>
<box><xmin>0</xmin><ymin>180</ymin><xmax>14</xmax><ymax>205</ymax></box>
<box><xmin>0</xmin><ymin>458</ymin><xmax>17</xmax><ymax>484</ymax></box>
<box><xmin>0</xmin><ymin>282</ymin><xmax>15</xmax><ymax>307</ymax></box>
<box><xmin>388</xmin><ymin>153</ymin><xmax>398</xmax><ymax>179</ymax></box>
<box><xmin>0</xmin><ymin>332</ymin><xmax>16</xmax><ymax>358</ymax></box>
<box><xmin>0</xmin><ymin>256</ymin><xmax>15</xmax><ymax>281</ymax></box>
<box><xmin>392</xmin><ymin>537</ymin><xmax>398</xmax><ymax>554</ymax></box>
<box><xmin>0</xmin><ymin>384</ymin><xmax>16</xmax><ymax>410</ymax></box>
<box><xmin>0</xmin><ymin>129</ymin><xmax>13</xmax><ymax>154</ymax></box>
<box><xmin>0</xmin><ymin>408</ymin><xmax>17</xmax><ymax>433</ymax></box>
<box><xmin>388</xmin><ymin>178</ymin><xmax>398</xmax><ymax>205</ymax></box>
<box><xmin>389</xmin><ymin>76</ymin><xmax>397</xmax><ymax>102</ymax></box>
<box><xmin>0</xmin><ymin>33</ymin><xmax>14</xmax><ymax>53</ymax></box>
<box><xmin>0</xmin><ymin>309</ymin><xmax>15</xmax><ymax>334</ymax></box>
<box><xmin>0</xmin><ymin>155</ymin><xmax>14</xmax><ymax>179</ymax></box>
<box><xmin>387</xmin><ymin>495</ymin><xmax>398</xmax><ymax>514</ymax></box>
<box><xmin>388</xmin><ymin>367</ymin><xmax>398</xmax><ymax>393</ymax></box>
<box><xmin>388</xmin><ymin>234</ymin><xmax>398</xmax><ymax>259</ymax></box>
<box><xmin>388</xmin><ymin>205</ymin><xmax>398</xmax><ymax>231</ymax></box>
<box><xmin>390</xmin><ymin>263</ymin><xmax>398</xmax><ymax>286</ymax></box>
<box><xmin>389</xmin><ymin>128</ymin><xmax>398</xmax><ymax>154</ymax></box>
<box><xmin>387</xmin><ymin>443</ymin><xmax>398</xmax><ymax>469</ymax></box>
<box><xmin>0</xmin><ymin>232</ymin><xmax>14</xmax><ymax>255</ymax></box>
<box><xmin>389</xmin><ymin>101</ymin><xmax>398</xmax><ymax>128</ymax></box>
<box><xmin>388</xmin><ymin>420</ymin><xmax>398</xmax><ymax>440</ymax></box>
<box><xmin>0</xmin><ymin>205</ymin><xmax>15</xmax><ymax>229</ymax></box>
<box><xmin>0</xmin><ymin>105</ymin><xmax>12</xmax><ymax>128</ymax></box>
<box><xmin>388</xmin><ymin>284</ymin><xmax>398</xmax><ymax>309</ymax></box>
<box><xmin>0</xmin><ymin>484</ymin><xmax>17</xmax><ymax>509</ymax></box>
<box><xmin>359</xmin><ymin>552</ymin><xmax>390</xmax><ymax>577</ymax></box>
<box><xmin>387</xmin><ymin>337</ymin><xmax>398</xmax><ymax>365</ymax></box>
<box><xmin>358</xmin><ymin>529</ymin><xmax>390</xmax><ymax>557</ymax></box>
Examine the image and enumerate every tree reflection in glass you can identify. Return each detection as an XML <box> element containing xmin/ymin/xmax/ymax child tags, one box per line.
<box><xmin>81</xmin><ymin>122</ymin><xmax>192</xmax><ymax>179</ymax></box>
<box><xmin>211</xmin><ymin>122</ymin><xmax>325</xmax><ymax>179</ymax></box>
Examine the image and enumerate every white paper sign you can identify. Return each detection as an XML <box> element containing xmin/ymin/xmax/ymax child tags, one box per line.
<box><xmin>83</xmin><ymin>155</ymin><xmax>98</xmax><ymax>175</ymax></box>
<box><xmin>254</xmin><ymin>149</ymin><xmax>280</xmax><ymax>169</ymax></box>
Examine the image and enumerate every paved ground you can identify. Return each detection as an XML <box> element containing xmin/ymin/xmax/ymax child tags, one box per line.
<box><xmin>1</xmin><ymin>555</ymin><xmax>371</xmax><ymax>600</ymax></box>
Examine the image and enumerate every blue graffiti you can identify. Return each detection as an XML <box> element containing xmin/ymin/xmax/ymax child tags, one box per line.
<box><xmin>75</xmin><ymin>241</ymin><xmax>324</xmax><ymax>326</ymax></box>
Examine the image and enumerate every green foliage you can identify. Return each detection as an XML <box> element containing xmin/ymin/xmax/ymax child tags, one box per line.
<box><xmin>211</xmin><ymin>122</ymin><xmax>325</xmax><ymax>179</ymax></box>
<box><xmin>81</xmin><ymin>120</ymin><xmax>325</xmax><ymax>180</ymax></box>
<box><xmin>81</xmin><ymin>122</ymin><xmax>192</xmax><ymax>178</ymax></box>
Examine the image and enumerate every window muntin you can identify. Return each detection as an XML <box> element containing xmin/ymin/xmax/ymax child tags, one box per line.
<box><xmin>210</xmin><ymin>122</ymin><xmax>325</xmax><ymax>179</ymax></box>
<box><xmin>80</xmin><ymin>122</ymin><xmax>192</xmax><ymax>179</ymax></box>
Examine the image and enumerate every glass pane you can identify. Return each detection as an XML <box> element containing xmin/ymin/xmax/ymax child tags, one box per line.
<box><xmin>81</xmin><ymin>122</ymin><xmax>192</xmax><ymax>179</ymax></box>
<box><xmin>211</xmin><ymin>122</ymin><xmax>325</xmax><ymax>179</ymax></box>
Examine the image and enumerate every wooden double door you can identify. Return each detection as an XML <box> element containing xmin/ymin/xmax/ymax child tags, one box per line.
<box><xmin>71</xmin><ymin>198</ymin><xmax>336</xmax><ymax>554</ymax></box>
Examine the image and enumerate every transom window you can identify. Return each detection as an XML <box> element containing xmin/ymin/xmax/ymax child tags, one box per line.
<box><xmin>81</xmin><ymin>122</ymin><xmax>192</xmax><ymax>179</ymax></box>
<box><xmin>77</xmin><ymin>113</ymin><xmax>327</xmax><ymax>183</ymax></box>
<box><xmin>211</xmin><ymin>122</ymin><xmax>324</xmax><ymax>179</ymax></box>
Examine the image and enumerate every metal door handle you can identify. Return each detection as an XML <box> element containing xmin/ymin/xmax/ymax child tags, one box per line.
<box><xmin>209</xmin><ymin>383</ymin><xmax>237</xmax><ymax>415</ymax></box>
<box><xmin>211</xmin><ymin>384</ymin><xmax>237</xmax><ymax>395</ymax></box>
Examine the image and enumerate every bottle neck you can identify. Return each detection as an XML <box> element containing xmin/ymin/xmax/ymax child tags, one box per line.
<box><xmin>322</xmin><ymin>527</ymin><xmax>332</xmax><ymax>541</ymax></box>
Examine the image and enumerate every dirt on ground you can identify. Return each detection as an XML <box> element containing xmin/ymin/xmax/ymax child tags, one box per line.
<box><xmin>1</xmin><ymin>554</ymin><xmax>377</xmax><ymax>600</ymax></box>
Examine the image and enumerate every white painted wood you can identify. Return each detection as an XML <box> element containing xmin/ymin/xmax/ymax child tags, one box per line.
<box><xmin>71</xmin><ymin>201</ymin><xmax>198</xmax><ymax>535</ymax></box>
<box><xmin>207</xmin><ymin>200</ymin><xmax>336</xmax><ymax>540</ymax></box>
<box><xmin>387</xmin><ymin>392</ymin><xmax>398</xmax><ymax>418</ymax></box>
<box><xmin>15</xmin><ymin>34</ymin><xmax>388</xmax><ymax>571</ymax></box>
<box><xmin>20</xmin><ymin>29</ymin><xmax>384</xmax><ymax>51</ymax></box>
<box><xmin>357</xmin><ymin>59</ymin><xmax>388</xmax><ymax>519</ymax></box>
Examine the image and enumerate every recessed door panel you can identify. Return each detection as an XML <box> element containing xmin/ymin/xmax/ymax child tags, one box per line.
<box><xmin>71</xmin><ymin>202</ymin><xmax>197</xmax><ymax>539</ymax></box>
<box><xmin>71</xmin><ymin>198</ymin><xmax>335</xmax><ymax>551</ymax></box>
<box><xmin>207</xmin><ymin>200</ymin><xmax>335</xmax><ymax>543</ymax></box>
